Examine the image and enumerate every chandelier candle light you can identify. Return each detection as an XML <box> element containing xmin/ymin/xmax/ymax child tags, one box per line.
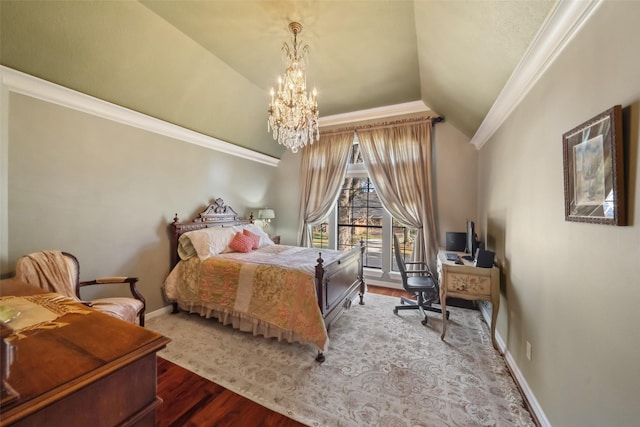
<box><xmin>268</xmin><ymin>22</ymin><xmax>319</xmax><ymax>153</ymax></box>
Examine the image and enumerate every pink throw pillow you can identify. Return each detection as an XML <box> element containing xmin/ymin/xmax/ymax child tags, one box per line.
<box><xmin>229</xmin><ymin>232</ymin><xmax>254</xmax><ymax>253</ymax></box>
<box><xmin>243</xmin><ymin>228</ymin><xmax>261</xmax><ymax>250</ymax></box>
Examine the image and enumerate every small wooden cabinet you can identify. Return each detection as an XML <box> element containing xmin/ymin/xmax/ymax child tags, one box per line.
<box><xmin>437</xmin><ymin>250</ymin><xmax>500</xmax><ymax>351</ymax></box>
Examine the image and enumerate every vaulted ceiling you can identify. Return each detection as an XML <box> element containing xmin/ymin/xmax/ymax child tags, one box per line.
<box><xmin>0</xmin><ymin>1</ymin><xmax>556</xmax><ymax>158</ymax></box>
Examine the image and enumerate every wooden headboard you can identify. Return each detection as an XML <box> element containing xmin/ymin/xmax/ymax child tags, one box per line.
<box><xmin>170</xmin><ymin>198</ymin><xmax>254</xmax><ymax>267</ymax></box>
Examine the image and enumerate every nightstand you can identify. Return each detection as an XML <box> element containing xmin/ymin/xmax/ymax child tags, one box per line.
<box><xmin>269</xmin><ymin>235</ymin><xmax>281</xmax><ymax>244</ymax></box>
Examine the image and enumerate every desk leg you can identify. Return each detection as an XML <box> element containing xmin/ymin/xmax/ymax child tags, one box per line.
<box><xmin>491</xmin><ymin>298</ymin><xmax>500</xmax><ymax>351</ymax></box>
<box><xmin>440</xmin><ymin>287</ymin><xmax>447</xmax><ymax>341</ymax></box>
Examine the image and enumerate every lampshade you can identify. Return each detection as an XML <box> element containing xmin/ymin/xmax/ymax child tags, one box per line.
<box><xmin>257</xmin><ymin>209</ymin><xmax>275</xmax><ymax>220</ymax></box>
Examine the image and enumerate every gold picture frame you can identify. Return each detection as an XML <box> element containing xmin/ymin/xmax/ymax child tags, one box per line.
<box><xmin>562</xmin><ymin>105</ymin><xmax>625</xmax><ymax>225</ymax></box>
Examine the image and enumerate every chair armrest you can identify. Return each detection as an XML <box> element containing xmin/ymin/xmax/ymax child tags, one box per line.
<box><xmin>79</xmin><ymin>277</ymin><xmax>145</xmax><ymax>304</ymax></box>
<box><xmin>405</xmin><ymin>269</ymin><xmax>432</xmax><ymax>276</ymax></box>
<box><xmin>95</xmin><ymin>276</ymin><xmax>128</xmax><ymax>283</ymax></box>
<box><xmin>405</xmin><ymin>261</ymin><xmax>428</xmax><ymax>266</ymax></box>
<box><xmin>404</xmin><ymin>261</ymin><xmax>433</xmax><ymax>276</ymax></box>
<box><xmin>79</xmin><ymin>276</ymin><xmax>138</xmax><ymax>286</ymax></box>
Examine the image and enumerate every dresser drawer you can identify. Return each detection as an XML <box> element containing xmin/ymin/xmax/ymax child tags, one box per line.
<box><xmin>447</xmin><ymin>273</ymin><xmax>491</xmax><ymax>296</ymax></box>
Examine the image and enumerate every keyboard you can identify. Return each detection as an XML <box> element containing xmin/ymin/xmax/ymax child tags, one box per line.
<box><xmin>445</xmin><ymin>253</ymin><xmax>459</xmax><ymax>261</ymax></box>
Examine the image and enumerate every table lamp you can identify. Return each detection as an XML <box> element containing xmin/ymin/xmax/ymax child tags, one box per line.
<box><xmin>257</xmin><ymin>209</ymin><xmax>275</xmax><ymax>233</ymax></box>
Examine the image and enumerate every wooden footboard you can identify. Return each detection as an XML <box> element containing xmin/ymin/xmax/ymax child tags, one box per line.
<box><xmin>315</xmin><ymin>241</ymin><xmax>366</xmax><ymax>331</ymax></box>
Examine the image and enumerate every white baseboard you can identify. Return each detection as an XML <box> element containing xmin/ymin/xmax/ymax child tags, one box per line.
<box><xmin>479</xmin><ymin>303</ymin><xmax>551</xmax><ymax>427</ymax></box>
<box><xmin>364</xmin><ymin>277</ymin><xmax>403</xmax><ymax>290</ymax></box>
<box><xmin>146</xmin><ymin>304</ymin><xmax>173</xmax><ymax>321</ymax></box>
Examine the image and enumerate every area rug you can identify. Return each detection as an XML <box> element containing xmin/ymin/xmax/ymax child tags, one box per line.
<box><xmin>147</xmin><ymin>293</ymin><xmax>535</xmax><ymax>427</ymax></box>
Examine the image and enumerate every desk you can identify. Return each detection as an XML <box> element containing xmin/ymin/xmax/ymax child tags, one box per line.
<box><xmin>436</xmin><ymin>250</ymin><xmax>500</xmax><ymax>350</ymax></box>
<box><xmin>0</xmin><ymin>279</ymin><xmax>170</xmax><ymax>426</ymax></box>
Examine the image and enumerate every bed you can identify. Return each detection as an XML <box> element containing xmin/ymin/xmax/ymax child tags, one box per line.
<box><xmin>163</xmin><ymin>198</ymin><xmax>365</xmax><ymax>362</ymax></box>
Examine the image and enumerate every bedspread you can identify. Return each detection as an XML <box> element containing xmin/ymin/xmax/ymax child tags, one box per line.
<box><xmin>216</xmin><ymin>244</ymin><xmax>344</xmax><ymax>273</ymax></box>
<box><xmin>166</xmin><ymin>250</ymin><xmax>329</xmax><ymax>351</ymax></box>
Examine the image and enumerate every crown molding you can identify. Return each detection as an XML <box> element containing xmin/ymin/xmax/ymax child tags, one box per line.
<box><xmin>0</xmin><ymin>66</ymin><xmax>279</xmax><ymax>167</ymax></box>
<box><xmin>319</xmin><ymin>100</ymin><xmax>431</xmax><ymax>127</ymax></box>
<box><xmin>470</xmin><ymin>0</ymin><xmax>603</xmax><ymax>149</ymax></box>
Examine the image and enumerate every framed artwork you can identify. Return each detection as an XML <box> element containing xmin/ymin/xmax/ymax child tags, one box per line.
<box><xmin>562</xmin><ymin>105</ymin><xmax>625</xmax><ymax>225</ymax></box>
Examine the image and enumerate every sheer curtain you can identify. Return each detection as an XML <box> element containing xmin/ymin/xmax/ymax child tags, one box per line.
<box><xmin>297</xmin><ymin>132</ymin><xmax>353</xmax><ymax>247</ymax></box>
<box><xmin>356</xmin><ymin>121</ymin><xmax>438</xmax><ymax>268</ymax></box>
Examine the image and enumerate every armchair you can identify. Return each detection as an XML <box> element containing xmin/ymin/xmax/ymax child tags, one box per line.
<box><xmin>15</xmin><ymin>250</ymin><xmax>145</xmax><ymax>326</ymax></box>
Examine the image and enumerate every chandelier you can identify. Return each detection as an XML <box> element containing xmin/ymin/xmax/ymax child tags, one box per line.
<box><xmin>268</xmin><ymin>22</ymin><xmax>319</xmax><ymax>153</ymax></box>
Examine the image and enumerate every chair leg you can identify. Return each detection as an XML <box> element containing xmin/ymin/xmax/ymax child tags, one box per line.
<box><xmin>393</xmin><ymin>295</ymin><xmax>429</xmax><ymax>324</ymax></box>
<box><xmin>393</xmin><ymin>294</ymin><xmax>450</xmax><ymax>321</ymax></box>
<box><xmin>418</xmin><ymin>292</ymin><xmax>450</xmax><ymax>319</ymax></box>
<box><xmin>394</xmin><ymin>296</ymin><xmax>421</xmax><ymax>311</ymax></box>
<box><xmin>400</xmin><ymin>296</ymin><xmax>416</xmax><ymax>305</ymax></box>
<box><xmin>417</xmin><ymin>304</ymin><xmax>428</xmax><ymax>325</ymax></box>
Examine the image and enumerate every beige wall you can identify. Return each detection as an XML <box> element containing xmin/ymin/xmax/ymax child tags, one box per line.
<box><xmin>4</xmin><ymin>93</ymin><xmax>277</xmax><ymax>313</ymax></box>
<box><xmin>271</xmin><ymin>148</ymin><xmax>303</xmax><ymax>245</ymax></box>
<box><xmin>2</xmin><ymin>79</ymin><xmax>476</xmax><ymax>316</ymax></box>
<box><xmin>434</xmin><ymin>121</ymin><xmax>478</xmax><ymax>242</ymax></box>
<box><xmin>478</xmin><ymin>2</ymin><xmax>640</xmax><ymax>426</ymax></box>
<box><xmin>0</xmin><ymin>0</ymin><xmax>283</xmax><ymax>159</ymax></box>
<box><xmin>7</xmin><ymin>1</ymin><xmax>638</xmax><ymax>424</ymax></box>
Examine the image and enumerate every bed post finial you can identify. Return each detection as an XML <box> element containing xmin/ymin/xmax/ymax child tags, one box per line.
<box><xmin>173</xmin><ymin>213</ymin><xmax>179</xmax><ymax>224</ymax></box>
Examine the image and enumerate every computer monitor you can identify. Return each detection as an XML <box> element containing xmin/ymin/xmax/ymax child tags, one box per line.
<box><xmin>465</xmin><ymin>220</ymin><xmax>478</xmax><ymax>259</ymax></box>
<box><xmin>445</xmin><ymin>231</ymin><xmax>466</xmax><ymax>252</ymax></box>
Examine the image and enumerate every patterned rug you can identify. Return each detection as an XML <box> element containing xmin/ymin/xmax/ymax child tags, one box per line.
<box><xmin>147</xmin><ymin>293</ymin><xmax>535</xmax><ymax>427</ymax></box>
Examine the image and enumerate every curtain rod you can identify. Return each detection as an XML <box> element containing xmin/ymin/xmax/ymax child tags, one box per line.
<box><xmin>319</xmin><ymin>115</ymin><xmax>444</xmax><ymax>137</ymax></box>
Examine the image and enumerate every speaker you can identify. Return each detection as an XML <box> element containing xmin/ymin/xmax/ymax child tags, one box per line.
<box><xmin>445</xmin><ymin>232</ymin><xmax>466</xmax><ymax>251</ymax></box>
<box><xmin>474</xmin><ymin>248</ymin><xmax>495</xmax><ymax>268</ymax></box>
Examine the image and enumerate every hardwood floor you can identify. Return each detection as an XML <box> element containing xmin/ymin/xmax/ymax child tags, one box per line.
<box><xmin>156</xmin><ymin>357</ymin><xmax>305</xmax><ymax>427</ymax></box>
<box><xmin>155</xmin><ymin>285</ymin><xmax>409</xmax><ymax>427</ymax></box>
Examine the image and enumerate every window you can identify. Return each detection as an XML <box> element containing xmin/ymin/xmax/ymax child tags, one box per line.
<box><xmin>311</xmin><ymin>140</ymin><xmax>417</xmax><ymax>277</ymax></box>
<box><xmin>392</xmin><ymin>220</ymin><xmax>418</xmax><ymax>271</ymax></box>
<box><xmin>337</xmin><ymin>176</ymin><xmax>383</xmax><ymax>268</ymax></box>
<box><xmin>311</xmin><ymin>222</ymin><xmax>329</xmax><ymax>249</ymax></box>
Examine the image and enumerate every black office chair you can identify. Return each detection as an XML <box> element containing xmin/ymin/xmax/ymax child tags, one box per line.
<box><xmin>392</xmin><ymin>234</ymin><xmax>448</xmax><ymax>325</ymax></box>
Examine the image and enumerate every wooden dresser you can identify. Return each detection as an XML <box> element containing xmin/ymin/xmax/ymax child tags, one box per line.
<box><xmin>0</xmin><ymin>279</ymin><xmax>170</xmax><ymax>426</ymax></box>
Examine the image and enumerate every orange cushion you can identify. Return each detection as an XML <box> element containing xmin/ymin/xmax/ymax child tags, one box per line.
<box><xmin>243</xmin><ymin>228</ymin><xmax>261</xmax><ymax>250</ymax></box>
<box><xmin>229</xmin><ymin>231</ymin><xmax>254</xmax><ymax>253</ymax></box>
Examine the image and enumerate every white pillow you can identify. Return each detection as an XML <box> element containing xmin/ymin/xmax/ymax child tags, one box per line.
<box><xmin>241</xmin><ymin>224</ymin><xmax>275</xmax><ymax>248</ymax></box>
<box><xmin>177</xmin><ymin>234</ymin><xmax>197</xmax><ymax>260</ymax></box>
<box><xmin>177</xmin><ymin>226</ymin><xmax>236</xmax><ymax>260</ymax></box>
